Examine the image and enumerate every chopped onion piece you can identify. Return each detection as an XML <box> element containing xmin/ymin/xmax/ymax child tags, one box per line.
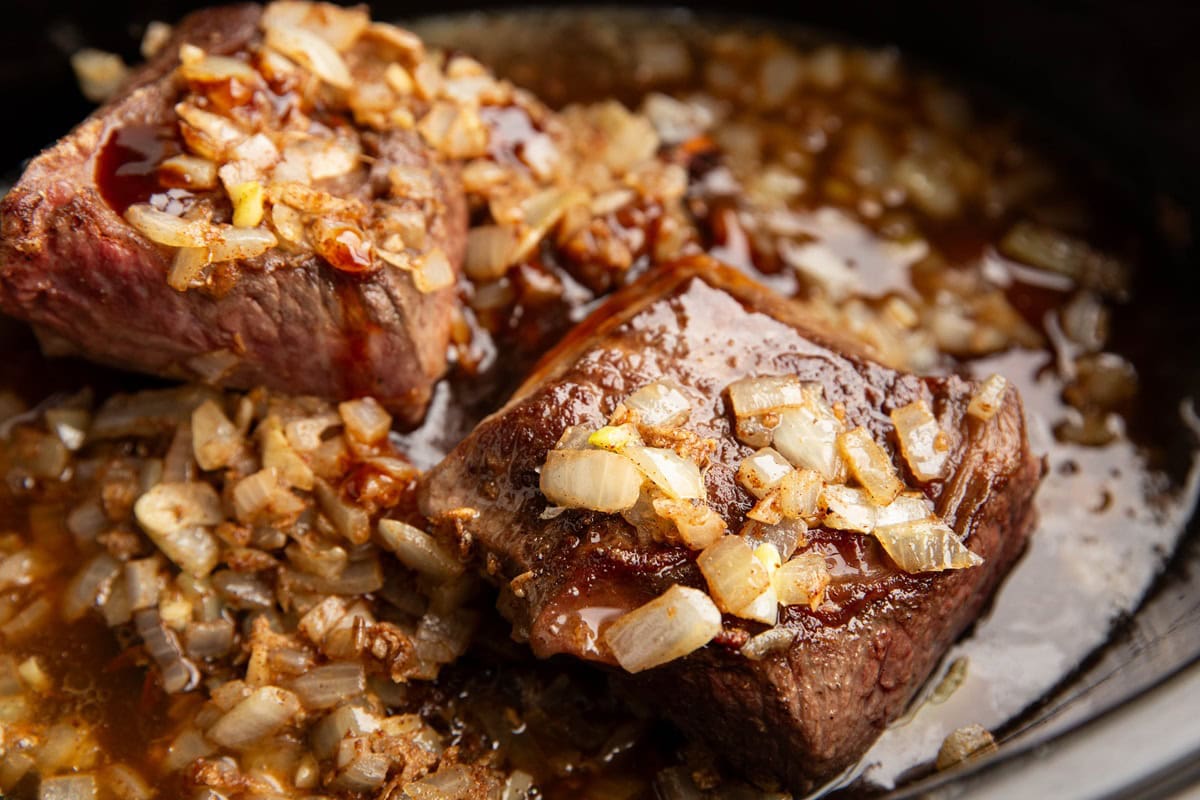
<box><xmin>133</xmin><ymin>483</ymin><xmax>223</xmax><ymax>576</ymax></box>
<box><xmin>837</xmin><ymin>427</ymin><xmax>903</xmax><ymax>506</ymax></box>
<box><xmin>772</xmin><ymin>388</ymin><xmax>845</xmax><ymax>480</ymax></box>
<box><xmin>229</xmin><ymin>180</ymin><xmax>265</xmax><ymax>228</ymax></box>
<box><xmin>967</xmin><ymin>374</ymin><xmax>1008</xmax><ymax>421</ymax></box>
<box><xmin>622</xmin><ymin>446</ymin><xmax>705</xmax><ymax>501</ymax></box>
<box><xmin>733</xmin><ymin>583</ymin><xmax>778</xmax><ymax>625</ymax></box>
<box><xmin>820</xmin><ymin>485</ymin><xmax>877</xmax><ymax>533</ymax></box>
<box><xmin>740</xmin><ymin>517</ymin><xmax>806</xmax><ymax>560</ymax></box>
<box><xmin>378</xmin><ymin>519</ymin><xmax>463</xmax><ymax>580</ymax></box>
<box><xmin>208</xmin><ymin>226</ymin><xmax>277</xmax><ymax>262</ymax></box>
<box><xmin>776</xmin><ymin>468</ymin><xmax>823</xmax><ymax>519</ymax></box>
<box><xmin>62</xmin><ymin>552</ymin><xmax>121</xmax><ymax>622</ymax></box>
<box><xmin>289</xmin><ymin>663</ymin><xmax>364</xmax><ymax>710</ymax></box>
<box><xmin>179</xmin><ymin>52</ymin><xmax>260</xmax><ymax>84</ymax></box>
<box><xmin>464</xmin><ymin>225</ymin><xmax>518</xmax><ymax>281</ymax></box>
<box><xmin>192</xmin><ymin>399</ymin><xmax>240</xmax><ymax>471</ymax></box>
<box><xmin>727</xmin><ymin>374</ymin><xmax>805</xmax><ymax>418</ymax></box>
<box><xmin>125</xmin><ymin>204</ymin><xmax>208</xmax><ymax>247</ymax></box>
<box><xmin>540</xmin><ymin>449</ymin><xmax>643</xmax><ymax>513</ymax></box>
<box><xmin>338</xmin><ymin>397</ymin><xmax>392</xmax><ymax>444</ymax></box>
<box><xmin>697</xmin><ymin>536</ymin><xmax>770</xmax><ymax>613</ymax></box>
<box><xmin>602</xmin><ymin>585</ymin><xmax>721</xmax><ymax>673</ymax></box>
<box><xmin>890</xmin><ymin>399</ymin><xmax>949</xmax><ymax>481</ymax></box>
<box><xmin>134</xmin><ymin>609</ymin><xmax>199</xmax><ymax>694</ymax></box>
<box><xmin>737</xmin><ymin>447</ymin><xmax>792</xmax><ymax>498</ymax></box>
<box><xmin>587</xmin><ymin>424</ymin><xmax>643</xmax><ymax>452</ymax></box>
<box><xmin>873</xmin><ymin>518</ymin><xmax>983</xmax><ymax>573</ymax></box>
<box><xmin>623</xmin><ymin>382</ymin><xmax>692</xmax><ymax>428</ymax></box>
<box><xmin>775</xmin><ymin>552</ymin><xmax>832</xmax><ymax>608</ymax></box>
<box><xmin>38</xmin><ymin>774</ymin><xmax>97</xmax><ymax>800</ymax></box>
<box><xmin>168</xmin><ymin>246</ymin><xmax>210</xmax><ymax>291</ymax></box>
<box><xmin>412</xmin><ymin>247</ymin><xmax>455</xmax><ymax>293</ymax></box>
<box><xmin>233</xmin><ymin>467</ymin><xmax>303</xmax><ymax>523</ymax></box>
<box><xmin>264</xmin><ymin>23</ymin><xmax>353</xmax><ymax>88</ymax></box>
<box><xmin>651</xmin><ymin>497</ymin><xmax>726</xmax><ymax>550</ymax></box>
<box><xmin>314</xmin><ymin>479</ymin><xmax>371</xmax><ymax>544</ymax></box>
<box><xmin>875</xmin><ymin>492</ymin><xmax>934</xmax><ymax>527</ymax></box>
<box><xmin>207</xmin><ymin>686</ymin><xmax>301</xmax><ymax>750</ymax></box>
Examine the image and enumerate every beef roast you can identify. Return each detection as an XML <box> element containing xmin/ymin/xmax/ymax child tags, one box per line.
<box><xmin>420</xmin><ymin>256</ymin><xmax>1042</xmax><ymax>791</ymax></box>
<box><xmin>0</xmin><ymin>4</ymin><xmax>466</xmax><ymax>426</ymax></box>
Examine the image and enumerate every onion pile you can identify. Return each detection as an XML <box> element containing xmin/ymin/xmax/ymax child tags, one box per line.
<box><xmin>0</xmin><ymin>381</ymin><xmax>518</xmax><ymax>798</ymax></box>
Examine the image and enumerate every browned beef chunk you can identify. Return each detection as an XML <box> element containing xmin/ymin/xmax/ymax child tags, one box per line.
<box><xmin>420</xmin><ymin>256</ymin><xmax>1041</xmax><ymax>791</ymax></box>
<box><xmin>0</xmin><ymin>5</ymin><xmax>466</xmax><ymax>426</ymax></box>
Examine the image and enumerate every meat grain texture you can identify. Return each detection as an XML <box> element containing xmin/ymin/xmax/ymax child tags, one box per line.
<box><xmin>0</xmin><ymin>5</ymin><xmax>466</xmax><ymax>426</ymax></box>
<box><xmin>422</xmin><ymin>257</ymin><xmax>1042</xmax><ymax>792</ymax></box>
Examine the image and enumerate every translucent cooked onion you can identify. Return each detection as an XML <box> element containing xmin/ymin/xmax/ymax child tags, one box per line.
<box><xmin>260</xmin><ymin>416</ymin><xmax>314</xmax><ymax>490</ymax></box>
<box><xmin>207</xmin><ymin>686</ymin><xmax>302</xmax><ymax>750</ymax></box>
<box><xmin>740</xmin><ymin>517</ymin><xmax>806</xmax><ymax>560</ymax></box>
<box><xmin>412</xmin><ymin>247</ymin><xmax>455</xmax><ymax>293</ymax></box>
<box><xmin>208</xmin><ymin>226</ymin><xmax>277</xmax><ymax>262</ymax></box>
<box><xmin>125</xmin><ymin>204</ymin><xmax>209</xmax><ymax>247</ymax></box>
<box><xmin>192</xmin><ymin>399</ymin><xmax>240</xmax><ymax>471</ymax></box>
<box><xmin>967</xmin><ymin>374</ymin><xmax>1008</xmax><ymax>421</ymax></box>
<box><xmin>819</xmin><ymin>485</ymin><xmax>877</xmax><ymax>533</ymax></box>
<box><xmin>696</xmin><ymin>536</ymin><xmax>770</xmax><ymax>614</ymax></box>
<box><xmin>261</xmin><ymin>1</ymin><xmax>370</xmax><ymax>51</ymax></box>
<box><xmin>168</xmin><ymin>246</ymin><xmax>210</xmax><ymax>291</ymax></box>
<box><xmin>737</xmin><ymin>447</ymin><xmax>792</xmax><ymax>498</ymax></box>
<box><xmin>890</xmin><ymin>399</ymin><xmax>949</xmax><ymax>481</ymax></box>
<box><xmin>338</xmin><ymin>397</ymin><xmax>392</xmax><ymax>444</ymax></box>
<box><xmin>289</xmin><ymin>663</ymin><xmax>365</xmax><ymax>710</ymax></box>
<box><xmin>464</xmin><ymin>225</ymin><xmax>519</xmax><ymax>281</ymax></box>
<box><xmin>873</xmin><ymin>519</ymin><xmax>983</xmax><ymax>573</ymax></box>
<box><xmin>775</xmin><ymin>551</ymin><xmax>832</xmax><ymax>608</ymax></box>
<box><xmin>264</xmin><ymin>23</ymin><xmax>353</xmax><ymax>89</ymax></box>
<box><xmin>735</xmin><ymin>583</ymin><xmax>778</xmax><ymax>625</ymax></box>
<box><xmin>36</xmin><ymin>774</ymin><xmax>96</xmax><ymax>800</ymax></box>
<box><xmin>837</xmin><ymin>427</ymin><xmax>903</xmax><ymax>506</ymax></box>
<box><xmin>179</xmin><ymin>53</ymin><xmax>261</xmax><ymax>84</ymax></box>
<box><xmin>315</xmin><ymin>479</ymin><xmax>372</xmax><ymax>544</ymax></box>
<box><xmin>134</xmin><ymin>483</ymin><xmax>223</xmax><ymax>576</ymax></box>
<box><xmin>377</xmin><ymin>519</ymin><xmax>463</xmax><ymax>580</ymax></box>
<box><xmin>776</xmin><ymin>468</ymin><xmax>822</xmax><ymax>519</ymax></box>
<box><xmin>540</xmin><ymin>449</ymin><xmax>643</xmax><ymax>513</ymax></box>
<box><xmin>875</xmin><ymin>492</ymin><xmax>934</xmax><ymax>527</ymax></box>
<box><xmin>184</xmin><ymin>619</ymin><xmax>235</xmax><ymax>659</ymax></box>
<box><xmin>651</xmin><ymin>497</ymin><xmax>726</xmax><ymax>550</ymax></box>
<box><xmin>772</xmin><ymin>390</ymin><xmax>845</xmax><ymax>481</ymax></box>
<box><xmin>740</xmin><ymin>626</ymin><xmax>797</xmax><ymax>661</ymax></box>
<box><xmin>602</xmin><ymin>585</ymin><xmax>721</xmax><ymax>673</ymax></box>
<box><xmin>230</xmin><ymin>180</ymin><xmax>265</xmax><ymax>228</ymax></box>
<box><xmin>62</xmin><ymin>552</ymin><xmax>121</xmax><ymax>622</ymax></box>
<box><xmin>727</xmin><ymin>375</ymin><xmax>805</xmax><ymax>419</ymax></box>
<box><xmin>621</xmin><ymin>446</ymin><xmax>705</xmax><ymax>501</ymax></box>
<box><xmin>623</xmin><ymin>381</ymin><xmax>692</xmax><ymax>428</ymax></box>
<box><xmin>134</xmin><ymin>609</ymin><xmax>199</xmax><ymax>694</ymax></box>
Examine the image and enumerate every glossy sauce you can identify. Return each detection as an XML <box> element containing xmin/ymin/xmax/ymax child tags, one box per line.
<box><xmin>94</xmin><ymin>124</ymin><xmax>182</xmax><ymax>214</ymax></box>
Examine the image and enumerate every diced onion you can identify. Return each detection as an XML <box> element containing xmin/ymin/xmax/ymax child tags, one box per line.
<box><xmin>875</xmin><ymin>492</ymin><xmax>934</xmax><ymax>527</ymax></box>
<box><xmin>134</xmin><ymin>609</ymin><xmax>199</xmax><ymax>694</ymax></box>
<box><xmin>208</xmin><ymin>226</ymin><xmax>277</xmax><ymax>262</ymax></box>
<box><xmin>772</xmin><ymin>389</ymin><xmax>845</xmax><ymax>480</ymax></box>
<box><xmin>734</xmin><ymin>583</ymin><xmax>778</xmax><ymax>625</ymax></box>
<box><xmin>740</xmin><ymin>626</ymin><xmax>797</xmax><ymax>661</ymax></box>
<box><xmin>737</xmin><ymin>447</ymin><xmax>792</xmax><ymax>498</ymax></box>
<box><xmin>168</xmin><ymin>247</ymin><xmax>210</xmax><ymax>291</ymax></box>
<box><xmin>314</xmin><ymin>479</ymin><xmax>371</xmax><ymax>544</ymax></box>
<box><xmin>602</xmin><ymin>585</ymin><xmax>721</xmax><ymax>673</ymax></box>
<box><xmin>873</xmin><ymin>519</ymin><xmax>983</xmax><ymax>573</ymax></box>
<box><xmin>819</xmin><ymin>485</ymin><xmax>877</xmax><ymax>533</ymax></box>
<box><xmin>289</xmin><ymin>663</ymin><xmax>364</xmax><ymax>710</ymax></box>
<box><xmin>540</xmin><ymin>449</ymin><xmax>643</xmax><ymax>513</ymax></box>
<box><xmin>62</xmin><ymin>552</ymin><xmax>121</xmax><ymax>622</ymax></box>
<box><xmin>133</xmin><ymin>483</ymin><xmax>223</xmax><ymax>577</ymax></box>
<box><xmin>261</xmin><ymin>2</ymin><xmax>370</xmax><ymax>51</ymax></box>
<box><xmin>192</xmin><ymin>399</ymin><xmax>240</xmax><ymax>471</ymax></box>
<box><xmin>464</xmin><ymin>225</ymin><xmax>519</xmax><ymax>281</ymax></box>
<box><xmin>71</xmin><ymin>49</ymin><xmax>128</xmax><ymax>104</ymax></box>
<box><xmin>621</xmin><ymin>446</ymin><xmax>705</xmax><ymax>501</ymax></box>
<box><xmin>412</xmin><ymin>247</ymin><xmax>455</xmax><ymax>293</ymax></box>
<box><xmin>230</xmin><ymin>181</ymin><xmax>265</xmax><ymax>228</ymax></box>
<box><xmin>125</xmin><ymin>204</ymin><xmax>208</xmax><ymax>247</ymax></box>
<box><xmin>377</xmin><ymin>519</ymin><xmax>463</xmax><ymax>580</ymax></box>
<box><xmin>650</xmin><ymin>497</ymin><xmax>726</xmax><ymax>550</ymax></box>
<box><xmin>727</xmin><ymin>375</ymin><xmax>805</xmax><ymax>418</ymax></box>
<box><xmin>207</xmin><ymin>686</ymin><xmax>301</xmax><ymax>750</ymax></box>
<box><xmin>740</xmin><ymin>517</ymin><xmax>806</xmax><ymax>560</ymax></box>
<box><xmin>967</xmin><ymin>374</ymin><xmax>1008</xmax><ymax>421</ymax></box>
<box><xmin>890</xmin><ymin>400</ymin><xmax>949</xmax><ymax>481</ymax></box>
<box><xmin>37</xmin><ymin>774</ymin><xmax>97</xmax><ymax>800</ymax></box>
<box><xmin>696</xmin><ymin>536</ymin><xmax>769</xmax><ymax>613</ymax></box>
<box><xmin>775</xmin><ymin>551</ymin><xmax>831</xmax><ymax>608</ymax></box>
<box><xmin>776</xmin><ymin>468</ymin><xmax>822</xmax><ymax>519</ymax></box>
<box><xmin>837</xmin><ymin>427</ymin><xmax>903</xmax><ymax>506</ymax></box>
<box><xmin>338</xmin><ymin>397</ymin><xmax>392</xmax><ymax>444</ymax></box>
<box><xmin>936</xmin><ymin>724</ymin><xmax>998</xmax><ymax>770</ymax></box>
<box><xmin>623</xmin><ymin>382</ymin><xmax>692</xmax><ymax>428</ymax></box>
<box><xmin>179</xmin><ymin>53</ymin><xmax>261</xmax><ymax>84</ymax></box>
<box><xmin>264</xmin><ymin>23</ymin><xmax>353</xmax><ymax>89</ymax></box>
